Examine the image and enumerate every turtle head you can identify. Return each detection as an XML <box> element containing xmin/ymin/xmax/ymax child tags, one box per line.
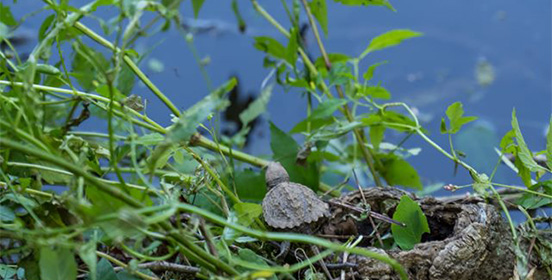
<box><xmin>265</xmin><ymin>162</ymin><xmax>290</xmax><ymax>190</ymax></box>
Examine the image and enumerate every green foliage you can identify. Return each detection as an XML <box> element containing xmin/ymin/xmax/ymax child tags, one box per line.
<box><xmin>517</xmin><ymin>181</ymin><xmax>552</xmax><ymax>209</ymax></box>
<box><xmin>355</xmin><ymin>85</ymin><xmax>391</xmax><ymax>99</ymax></box>
<box><xmin>270</xmin><ymin>122</ymin><xmax>319</xmax><ymax>190</ymax></box>
<box><xmin>167</xmin><ymin>78</ymin><xmax>236</xmax><ymax>143</ymax></box>
<box><xmin>71</xmin><ymin>42</ymin><xmax>109</xmax><ymax>91</ymax></box>
<box><xmin>547</xmin><ymin>117</ymin><xmax>552</xmax><ymax>170</ymax></box>
<box><xmin>254</xmin><ymin>37</ymin><xmax>287</xmax><ymax>61</ymax></box>
<box><xmin>363</xmin><ymin>61</ymin><xmax>387</xmax><ymax>81</ymax></box>
<box><xmin>0</xmin><ymin>3</ymin><xmax>17</xmax><ymax>26</ymax></box>
<box><xmin>360</xmin><ymin>29</ymin><xmax>422</xmax><ymax>59</ymax></box>
<box><xmin>472</xmin><ymin>173</ymin><xmax>492</xmax><ymax>197</ymax></box>
<box><xmin>511</xmin><ymin>109</ymin><xmax>548</xmax><ymax>173</ymax></box>
<box><xmin>290</xmin><ymin>99</ymin><xmax>346</xmax><ymax>133</ymax></box>
<box><xmin>334</xmin><ymin>0</ymin><xmax>395</xmax><ymax>11</ymax></box>
<box><xmin>235</xmin><ymin>169</ymin><xmax>267</xmax><ymax>201</ymax></box>
<box><xmin>0</xmin><ymin>1</ymin><xmax>549</xmax><ymax>279</ymax></box>
<box><xmin>192</xmin><ymin>0</ymin><xmax>206</xmax><ymax>18</ymax></box>
<box><xmin>379</xmin><ymin>155</ymin><xmax>422</xmax><ymax>190</ymax></box>
<box><xmin>440</xmin><ymin>101</ymin><xmax>477</xmax><ymax>134</ymax></box>
<box><xmin>39</xmin><ymin>247</ymin><xmax>77</xmax><ymax>280</ymax></box>
<box><xmin>96</xmin><ymin>258</ymin><xmax>119</xmax><ymax>280</ymax></box>
<box><xmin>309</xmin><ymin>0</ymin><xmax>328</xmax><ymax>36</ymax></box>
<box><xmin>391</xmin><ymin>195</ymin><xmax>430</xmax><ymax>250</ymax></box>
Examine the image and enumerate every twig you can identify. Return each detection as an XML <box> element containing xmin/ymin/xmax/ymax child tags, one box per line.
<box><xmin>96</xmin><ymin>251</ymin><xmax>160</xmax><ymax>280</ymax></box>
<box><xmin>112</xmin><ymin>261</ymin><xmax>200</xmax><ymax>274</ymax></box>
<box><xmin>327</xmin><ymin>200</ymin><xmax>405</xmax><ymax>227</ymax></box>
<box><xmin>199</xmin><ymin>218</ymin><xmax>219</xmax><ymax>258</ymax></box>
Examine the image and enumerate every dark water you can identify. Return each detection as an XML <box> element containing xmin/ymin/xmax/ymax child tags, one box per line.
<box><xmin>8</xmin><ymin>1</ymin><xmax>552</xmax><ymax>193</ymax></box>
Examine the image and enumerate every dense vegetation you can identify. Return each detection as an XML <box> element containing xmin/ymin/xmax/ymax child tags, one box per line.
<box><xmin>0</xmin><ymin>0</ymin><xmax>550</xmax><ymax>279</ymax></box>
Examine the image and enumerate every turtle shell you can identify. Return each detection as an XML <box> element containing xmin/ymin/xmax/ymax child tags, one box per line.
<box><xmin>262</xmin><ymin>182</ymin><xmax>330</xmax><ymax>230</ymax></box>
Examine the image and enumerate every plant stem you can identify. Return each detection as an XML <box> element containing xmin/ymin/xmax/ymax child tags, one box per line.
<box><xmin>96</xmin><ymin>251</ymin><xmax>160</xmax><ymax>280</ymax></box>
<box><xmin>73</xmin><ymin>22</ymin><xmax>181</xmax><ymax>117</ymax></box>
<box><xmin>0</xmin><ymin>138</ymin><xmax>238</xmax><ymax>276</ymax></box>
<box><xmin>297</xmin><ymin>0</ymin><xmax>382</xmax><ymax>186</ymax></box>
<box><xmin>6</xmin><ymin>161</ymin><xmax>163</xmax><ymax>195</ymax></box>
<box><xmin>29</xmin><ymin>1</ymin><xmax>95</xmax><ymax>61</ymax></box>
<box><xmin>172</xmin><ymin>202</ymin><xmax>409</xmax><ymax>280</ymax></box>
<box><xmin>381</xmin><ymin>102</ymin><xmax>479</xmax><ymax>176</ymax></box>
<box><xmin>0</xmin><ymin>80</ymin><xmax>164</xmax><ymax>132</ymax></box>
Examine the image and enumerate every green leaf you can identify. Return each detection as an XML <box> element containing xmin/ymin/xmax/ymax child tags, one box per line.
<box><xmin>309</xmin><ymin>0</ymin><xmax>328</xmax><ymax>36</ymax></box>
<box><xmin>239</xmin><ymin>85</ymin><xmax>272</xmax><ymax>127</ymax></box>
<box><xmin>0</xmin><ymin>3</ymin><xmax>17</xmax><ymax>26</ymax></box>
<box><xmin>237</xmin><ymin>249</ymin><xmax>277</xmax><ymax>280</ymax></box>
<box><xmin>391</xmin><ymin>195</ymin><xmax>430</xmax><ymax>250</ymax></box>
<box><xmin>0</xmin><ymin>205</ymin><xmax>15</xmax><ymax>221</ymax></box>
<box><xmin>511</xmin><ymin>109</ymin><xmax>547</xmax><ymax>172</ymax></box>
<box><xmin>234</xmin><ymin>202</ymin><xmax>262</xmax><ymax>227</ymax></box>
<box><xmin>167</xmin><ymin>78</ymin><xmax>235</xmax><ymax>143</ymax></box>
<box><xmin>231</xmin><ymin>0</ymin><xmax>247</xmax><ymax>32</ymax></box>
<box><xmin>360</xmin><ymin>29</ymin><xmax>422</xmax><ymax>59</ymax></box>
<box><xmin>499</xmin><ymin>129</ymin><xmax>515</xmax><ymax>153</ymax></box>
<box><xmin>442</xmin><ymin>102</ymin><xmax>477</xmax><ymax>134</ymax></box>
<box><xmin>235</xmin><ymin>169</ymin><xmax>267</xmax><ymax>201</ymax></box>
<box><xmin>333</xmin><ymin>0</ymin><xmax>395</xmax><ymax>11</ymax></box>
<box><xmin>314</xmin><ymin>53</ymin><xmax>350</xmax><ymax>76</ymax></box>
<box><xmin>472</xmin><ymin>173</ymin><xmax>491</xmax><ymax>197</ymax></box>
<box><xmin>440</xmin><ymin>118</ymin><xmax>448</xmax><ymax>134</ymax></box>
<box><xmin>254</xmin><ymin>37</ymin><xmax>286</xmax><ymax>61</ymax></box>
<box><xmin>546</xmin><ymin>117</ymin><xmax>552</xmax><ymax>170</ymax></box>
<box><xmin>515</xmin><ymin>154</ymin><xmax>533</xmax><ymax>187</ymax></box>
<box><xmin>96</xmin><ymin>258</ymin><xmax>118</xmax><ymax>280</ymax></box>
<box><xmin>0</xmin><ymin>23</ymin><xmax>9</xmax><ymax>41</ymax></box>
<box><xmin>517</xmin><ymin>181</ymin><xmax>552</xmax><ymax>209</ymax></box>
<box><xmin>362</xmin><ymin>110</ymin><xmax>417</xmax><ymax>132</ymax></box>
<box><xmin>39</xmin><ymin>247</ymin><xmax>77</xmax><ymax>280</ymax></box>
<box><xmin>362</xmin><ymin>61</ymin><xmax>387</xmax><ymax>81</ymax></box>
<box><xmin>0</xmin><ymin>264</ymin><xmax>17</xmax><ymax>279</ymax></box>
<box><xmin>71</xmin><ymin>43</ymin><xmax>109</xmax><ymax>91</ymax></box>
<box><xmin>0</xmin><ymin>193</ymin><xmax>38</xmax><ymax>209</ymax></box>
<box><xmin>355</xmin><ymin>85</ymin><xmax>391</xmax><ymax>99</ymax></box>
<box><xmin>328</xmin><ymin>62</ymin><xmax>353</xmax><ymax>86</ymax></box>
<box><xmin>95</xmin><ymin>84</ymin><xmax>126</xmax><ymax>101</ymax></box>
<box><xmin>78</xmin><ymin>241</ymin><xmax>97</xmax><ymax>280</ymax></box>
<box><xmin>86</xmin><ymin>185</ymin><xmax>127</xmax><ymax>216</ymax></box>
<box><xmin>191</xmin><ymin>0</ymin><xmax>206</xmax><ymax>18</ymax></box>
<box><xmin>270</xmin><ymin>122</ymin><xmax>300</xmax><ymax>160</ymax></box>
<box><xmin>290</xmin><ymin>99</ymin><xmax>347</xmax><ymax>133</ymax></box>
<box><xmin>38</xmin><ymin>14</ymin><xmax>56</xmax><ymax>42</ymax></box>
<box><xmin>20</xmin><ymin>252</ymin><xmax>40</xmax><ymax>280</ymax></box>
<box><xmin>517</xmin><ymin>180</ymin><xmax>552</xmax><ymax>209</ymax></box>
<box><xmin>369</xmin><ymin>125</ymin><xmax>385</xmax><ymax>151</ymax></box>
<box><xmin>286</xmin><ymin>28</ymin><xmax>299</xmax><ymax>65</ymax></box>
<box><xmin>117</xmin><ymin>271</ymin><xmax>142</xmax><ymax>280</ymax></box>
<box><xmin>380</xmin><ymin>156</ymin><xmax>422</xmax><ymax>190</ymax></box>
<box><xmin>270</xmin><ymin>123</ymin><xmax>319</xmax><ymax>190</ymax></box>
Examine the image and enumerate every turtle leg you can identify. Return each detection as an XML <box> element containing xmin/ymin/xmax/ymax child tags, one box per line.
<box><xmin>275</xmin><ymin>241</ymin><xmax>290</xmax><ymax>259</ymax></box>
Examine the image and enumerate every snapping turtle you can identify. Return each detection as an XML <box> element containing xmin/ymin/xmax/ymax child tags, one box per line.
<box><xmin>262</xmin><ymin>162</ymin><xmax>330</xmax><ymax>231</ymax></box>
